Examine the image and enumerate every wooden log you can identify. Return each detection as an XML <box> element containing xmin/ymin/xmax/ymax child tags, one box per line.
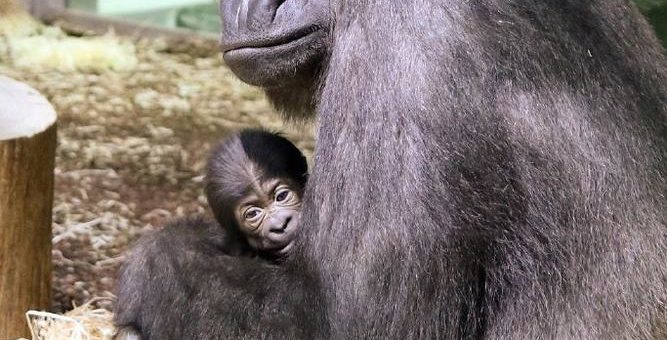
<box><xmin>0</xmin><ymin>75</ymin><xmax>56</xmax><ymax>338</ymax></box>
<box><xmin>46</xmin><ymin>9</ymin><xmax>217</xmax><ymax>41</ymax></box>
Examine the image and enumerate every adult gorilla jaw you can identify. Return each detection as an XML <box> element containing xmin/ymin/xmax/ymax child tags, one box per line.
<box><xmin>223</xmin><ymin>28</ymin><xmax>327</xmax><ymax>87</ymax></box>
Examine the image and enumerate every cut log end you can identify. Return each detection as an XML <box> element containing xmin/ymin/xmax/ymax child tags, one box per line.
<box><xmin>0</xmin><ymin>75</ymin><xmax>57</xmax><ymax>141</ymax></box>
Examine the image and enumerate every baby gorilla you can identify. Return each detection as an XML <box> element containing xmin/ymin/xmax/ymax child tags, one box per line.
<box><xmin>114</xmin><ymin>129</ymin><xmax>308</xmax><ymax>339</ymax></box>
<box><xmin>205</xmin><ymin>129</ymin><xmax>308</xmax><ymax>260</ymax></box>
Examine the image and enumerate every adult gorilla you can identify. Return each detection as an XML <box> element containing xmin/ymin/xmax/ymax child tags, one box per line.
<box><xmin>115</xmin><ymin>0</ymin><xmax>667</xmax><ymax>339</ymax></box>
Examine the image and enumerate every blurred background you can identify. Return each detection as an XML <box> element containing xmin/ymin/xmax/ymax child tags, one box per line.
<box><xmin>67</xmin><ymin>0</ymin><xmax>221</xmax><ymax>33</ymax></box>
<box><xmin>637</xmin><ymin>0</ymin><xmax>667</xmax><ymax>45</ymax></box>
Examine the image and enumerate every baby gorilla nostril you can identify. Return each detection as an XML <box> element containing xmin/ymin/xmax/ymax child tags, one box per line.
<box><xmin>282</xmin><ymin>216</ymin><xmax>292</xmax><ymax>230</ymax></box>
<box><xmin>271</xmin><ymin>216</ymin><xmax>291</xmax><ymax>233</ymax></box>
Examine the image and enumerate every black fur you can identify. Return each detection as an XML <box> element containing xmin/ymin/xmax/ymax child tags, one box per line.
<box><xmin>115</xmin><ymin>130</ymin><xmax>312</xmax><ymax>339</ymax></box>
<box><xmin>116</xmin><ymin>0</ymin><xmax>667</xmax><ymax>339</ymax></box>
<box><xmin>114</xmin><ymin>217</ymin><xmax>326</xmax><ymax>339</ymax></box>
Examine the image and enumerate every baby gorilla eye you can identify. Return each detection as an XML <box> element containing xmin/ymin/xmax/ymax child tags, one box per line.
<box><xmin>244</xmin><ymin>207</ymin><xmax>262</xmax><ymax>221</ymax></box>
<box><xmin>275</xmin><ymin>188</ymin><xmax>292</xmax><ymax>203</ymax></box>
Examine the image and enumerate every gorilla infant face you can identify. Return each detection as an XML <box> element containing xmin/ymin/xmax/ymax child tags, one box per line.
<box><xmin>235</xmin><ymin>177</ymin><xmax>302</xmax><ymax>256</ymax></box>
<box><xmin>206</xmin><ymin>129</ymin><xmax>309</xmax><ymax>258</ymax></box>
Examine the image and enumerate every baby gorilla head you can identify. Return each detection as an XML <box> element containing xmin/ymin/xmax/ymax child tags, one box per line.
<box><xmin>206</xmin><ymin>129</ymin><xmax>308</xmax><ymax>260</ymax></box>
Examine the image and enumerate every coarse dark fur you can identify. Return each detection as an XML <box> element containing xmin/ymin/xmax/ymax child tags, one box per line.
<box><xmin>205</xmin><ymin>129</ymin><xmax>308</xmax><ymax>256</ymax></box>
<box><xmin>115</xmin><ymin>0</ymin><xmax>667</xmax><ymax>339</ymax></box>
<box><xmin>114</xmin><ymin>216</ymin><xmax>325</xmax><ymax>339</ymax></box>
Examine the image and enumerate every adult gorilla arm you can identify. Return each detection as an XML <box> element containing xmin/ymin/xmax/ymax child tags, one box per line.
<box><xmin>220</xmin><ymin>0</ymin><xmax>330</xmax><ymax>117</ymax></box>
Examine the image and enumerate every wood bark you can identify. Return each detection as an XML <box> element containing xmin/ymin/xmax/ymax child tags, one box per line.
<box><xmin>0</xmin><ymin>79</ymin><xmax>56</xmax><ymax>338</ymax></box>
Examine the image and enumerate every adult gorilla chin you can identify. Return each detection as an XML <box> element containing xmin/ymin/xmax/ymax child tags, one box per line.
<box><xmin>115</xmin><ymin>1</ymin><xmax>667</xmax><ymax>339</ymax></box>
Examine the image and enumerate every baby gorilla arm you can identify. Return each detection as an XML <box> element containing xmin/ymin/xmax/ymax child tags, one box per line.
<box><xmin>114</xmin><ymin>217</ymin><xmax>325</xmax><ymax>340</ymax></box>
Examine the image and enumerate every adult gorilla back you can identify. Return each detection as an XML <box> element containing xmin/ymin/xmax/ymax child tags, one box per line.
<box><xmin>115</xmin><ymin>1</ymin><xmax>667</xmax><ymax>339</ymax></box>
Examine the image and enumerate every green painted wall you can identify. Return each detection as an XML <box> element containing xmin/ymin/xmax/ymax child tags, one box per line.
<box><xmin>644</xmin><ymin>8</ymin><xmax>667</xmax><ymax>46</ymax></box>
<box><xmin>68</xmin><ymin>0</ymin><xmax>212</xmax><ymax>15</ymax></box>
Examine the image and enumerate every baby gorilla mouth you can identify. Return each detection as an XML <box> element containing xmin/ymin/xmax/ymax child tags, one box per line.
<box><xmin>263</xmin><ymin>216</ymin><xmax>300</xmax><ymax>253</ymax></box>
<box><xmin>259</xmin><ymin>240</ymin><xmax>294</xmax><ymax>258</ymax></box>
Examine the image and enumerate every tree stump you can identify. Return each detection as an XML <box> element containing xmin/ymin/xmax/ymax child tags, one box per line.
<box><xmin>0</xmin><ymin>75</ymin><xmax>56</xmax><ymax>338</ymax></box>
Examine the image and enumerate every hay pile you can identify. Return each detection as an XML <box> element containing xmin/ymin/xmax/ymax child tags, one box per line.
<box><xmin>0</xmin><ymin>5</ymin><xmax>137</xmax><ymax>73</ymax></box>
<box><xmin>0</xmin><ymin>7</ymin><xmax>315</xmax><ymax>316</ymax></box>
<box><xmin>23</xmin><ymin>299</ymin><xmax>115</xmax><ymax>340</ymax></box>
<box><xmin>2</xmin><ymin>27</ymin><xmax>138</xmax><ymax>72</ymax></box>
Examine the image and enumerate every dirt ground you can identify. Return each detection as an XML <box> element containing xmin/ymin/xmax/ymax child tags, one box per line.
<box><xmin>0</xmin><ymin>31</ymin><xmax>315</xmax><ymax>313</ymax></box>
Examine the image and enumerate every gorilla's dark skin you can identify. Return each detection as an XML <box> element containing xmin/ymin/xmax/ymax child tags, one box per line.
<box><xmin>115</xmin><ymin>0</ymin><xmax>667</xmax><ymax>339</ymax></box>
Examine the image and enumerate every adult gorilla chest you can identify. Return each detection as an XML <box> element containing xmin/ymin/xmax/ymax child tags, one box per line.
<box><xmin>218</xmin><ymin>1</ymin><xmax>667</xmax><ymax>339</ymax></box>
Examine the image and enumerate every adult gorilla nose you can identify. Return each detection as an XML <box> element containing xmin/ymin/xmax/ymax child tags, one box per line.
<box><xmin>219</xmin><ymin>0</ymin><xmax>328</xmax><ymax>87</ymax></box>
<box><xmin>220</xmin><ymin>0</ymin><xmax>291</xmax><ymax>54</ymax></box>
<box><xmin>221</xmin><ymin>0</ymin><xmax>284</xmax><ymax>33</ymax></box>
<box><xmin>246</xmin><ymin>0</ymin><xmax>286</xmax><ymax>28</ymax></box>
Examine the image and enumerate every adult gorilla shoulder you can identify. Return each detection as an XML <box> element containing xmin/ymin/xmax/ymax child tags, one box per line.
<box><xmin>116</xmin><ymin>0</ymin><xmax>667</xmax><ymax>339</ymax></box>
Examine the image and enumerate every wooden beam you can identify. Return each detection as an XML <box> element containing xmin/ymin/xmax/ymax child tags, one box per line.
<box><xmin>25</xmin><ymin>0</ymin><xmax>65</xmax><ymax>18</ymax></box>
<box><xmin>42</xmin><ymin>9</ymin><xmax>218</xmax><ymax>41</ymax></box>
<box><xmin>0</xmin><ymin>76</ymin><xmax>56</xmax><ymax>339</ymax></box>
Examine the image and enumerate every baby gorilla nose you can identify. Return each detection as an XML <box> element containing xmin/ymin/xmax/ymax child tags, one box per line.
<box><xmin>269</xmin><ymin>215</ymin><xmax>291</xmax><ymax>234</ymax></box>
